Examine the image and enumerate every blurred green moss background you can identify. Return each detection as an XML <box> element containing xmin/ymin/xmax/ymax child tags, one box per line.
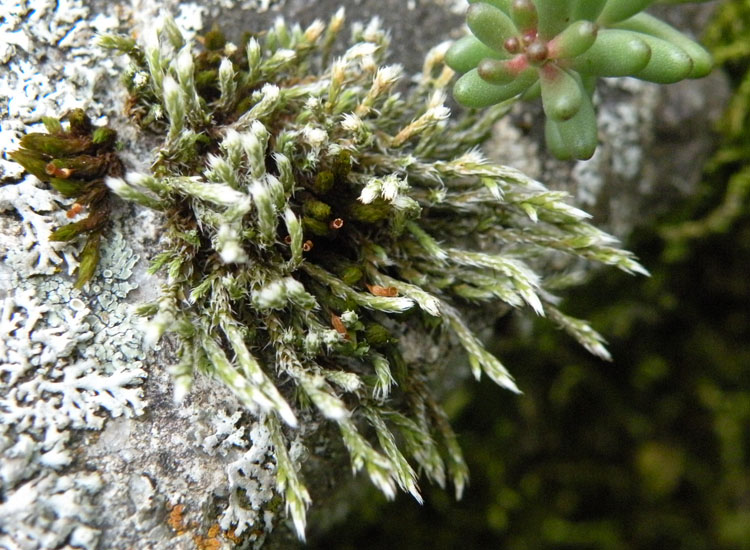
<box><xmin>310</xmin><ymin>2</ymin><xmax>750</xmax><ymax>548</ymax></box>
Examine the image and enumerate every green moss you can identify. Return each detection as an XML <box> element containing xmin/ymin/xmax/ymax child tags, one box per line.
<box><xmin>97</xmin><ymin>10</ymin><xmax>649</xmax><ymax>540</ymax></box>
<box><xmin>10</xmin><ymin>110</ymin><xmax>122</xmax><ymax>288</ymax></box>
<box><xmin>661</xmin><ymin>0</ymin><xmax>750</xmax><ymax>253</ymax></box>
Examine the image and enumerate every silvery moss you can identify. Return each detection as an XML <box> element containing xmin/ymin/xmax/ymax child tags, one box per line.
<box><xmin>101</xmin><ymin>11</ymin><xmax>646</xmax><ymax>539</ymax></box>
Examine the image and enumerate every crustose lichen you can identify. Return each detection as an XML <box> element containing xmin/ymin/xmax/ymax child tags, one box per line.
<box><xmin>6</xmin><ymin>9</ymin><xmax>648</xmax><ymax>540</ymax></box>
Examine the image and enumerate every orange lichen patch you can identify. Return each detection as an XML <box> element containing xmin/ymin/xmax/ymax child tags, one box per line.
<box><xmin>331</xmin><ymin>314</ymin><xmax>348</xmax><ymax>337</ymax></box>
<box><xmin>193</xmin><ymin>524</ymin><xmax>223</xmax><ymax>550</ymax></box>
<box><xmin>167</xmin><ymin>503</ymin><xmax>188</xmax><ymax>535</ymax></box>
<box><xmin>67</xmin><ymin>202</ymin><xmax>84</xmax><ymax>219</ymax></box>
<box><xmin>366</xmin><ymin>284</ymin><xmax>398</xmax><ymax>297</ymax></box>
<box><xmin>193</xmin><ymin>535</ymin><xmax>221</xmax><ymax>550</ymax></box>
<box><xmin>225</xmin><ymin>528</ymin><xmax>242</xmax><ymax>544</ymax></box>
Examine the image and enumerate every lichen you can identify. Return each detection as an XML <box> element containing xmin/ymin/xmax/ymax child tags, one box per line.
<box><xmin>0</xmin><ymin>210</ymin><xmax>147</xmax><ymax>548</ymax></box>
<box><xmin>1</xmin><ymin>114</ymin><xmax>146</xmax><ymax>550</ymax></box>
<box><xmin>201</xmin><ymin>409</ymin><xmax>278</xmax><ymax>539</ymax></box>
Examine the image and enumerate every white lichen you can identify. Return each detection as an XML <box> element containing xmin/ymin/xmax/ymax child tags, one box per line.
<box><xmin>202</xmin><ymin>410</ymin><xmax>278</xmax><ymax>539</ymax></box>
<box><xmin>0</xmin><ymin>471</ymin><xmax>104</xmax><ymax>550</ymax></box>
<box><xmin>0</xmin><ymin>209</ymin><xmax>147</xmax><ymax>549</ymax></box>
<box><xmin>0</xmin><ymin>2</ymin><xmax>149</xmax><ymax>536</ymax></box>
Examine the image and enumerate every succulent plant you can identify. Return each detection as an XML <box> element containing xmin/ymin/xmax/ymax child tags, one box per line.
<box><xmin>446</xmin><ymin>0</ymin><xmax>713</xmax><ymax>160</ymax></box>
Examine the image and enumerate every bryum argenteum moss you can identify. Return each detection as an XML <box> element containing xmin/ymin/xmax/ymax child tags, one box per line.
<box><xmin>11</xmin><ymin>9</ymin><xmax>652</xmax><ymax>540</ymax></box>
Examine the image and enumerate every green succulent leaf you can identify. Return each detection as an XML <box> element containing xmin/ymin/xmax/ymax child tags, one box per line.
<box><xmin>468</xmin><ymin>0</ymin><xmax>512</xmax><ymax>13</ymax></box>
<box><xmin>446</xmin><ymin>35</ymin><xmax>510</xmax><ymax>74</ymax></box>
<box><xmin>535</xmin><ymin>0</ymin><xmax>575</xmax><ymax>39</ymax></box>
<box><xmin>598</xmin><ymin>0</ymin><xmax>655</xmax><ymax>26</ymax></box>
<box><xmin>454</xmin><ymin>67</ymin><xmax>539</xmax><ymax>108</ymax></box>
<box><xmin>545</xmin><ymin>82</ymin><xmax>597</xmax><ymax>160</ymax></box>
<box><xmin>548</xmin><ymin>20</ymin><xmax>598</xmax><ymax>60</ymax></box>
<box><xmin>510</xmin><ymin>0</ymin><xmax>538</xmax><ymax>34</ymax></box>
<box><xmin>540</xmin><ymin>64</ymin><xmax>584</xmax><ymax>121</ymax></box>
<box><xmin>467</xmin><ymin>3</ymin><xmax>519</xmax><ymax>51</ymax></box>
<box><xmin>570</xmin><ymin>0</ymin><xmax>607</xmax><ymax>21</ymax></box>
<box><xmin>569</xmin><ymin>29</ymin><xmax>652</xmax><ymax>76</ymax></box>
<box><xmin>631</xmin><ymin>33</ymin><xmax>694</xmax><ymax>84</ymax></box>
<box><xmin>478</xmin><ymin>56</ymin><xmax>532</xmax><ymax>85</ymax></box>
<box><xmin>613</xmin><ymin>13</ymin><xmax>713</xmax><ymax>78</ymax></box>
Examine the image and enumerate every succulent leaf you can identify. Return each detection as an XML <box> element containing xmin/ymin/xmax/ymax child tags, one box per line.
<box><xmin>478</xmin><ymin>56</ymin><xmax>531</xmax><ymax>85</ymax></box>
<box><xmin>467</xmin><ymin>3</ymin><xmax>520</xmax><ymax>51</ymax></box>
<box><xmin>534</xmin><ymin>0</ymin><xmax>575</xmax><ymax>39</ymax></box>
<box><xmin>613</xmin><ymin>13</ymin><xmax>713</xmax><ymax>78</ymax></box>
<box><xmin>540</xmin><ymin>64</ymin><xmax>583</xmax><ymax>121</ymax></box>
<box><xmin>631</xmin><ymin>33</ymin><xmax>693</xmax><ymax>84</ymax></box>
<box><xmin>510</xmin><ymin>0</ymin><xmax>538</xmax><ymax>34</ymax></box>
<box><xmin>570</xmin><ymin>29</ymin><xmax>652</xmax><ymax>76</ymax></box>
<box><xmin>545</xmin><ymin>88</ymin><xmax>598</xmax><ymax>160</ymax></box>
<box><xmin>548</xmin><ymin>20</ymin><xmax>598</xmax><ymax>59</ymax></box>
<box><xmin>570</xmin><ymin>0</ymin><xmax>607</xmax><ymax>21</ymax></box>
<box><xmin>445</xmin><ymin>35</ymin><xmax>510</xmax><ymax>74</ymax></box>
<box><xmin>468</xmin><ymin>0</ymin><xmax>512</xmax><ymax>13</ymax></box>
<box><xmin>597</xmin><ymin>0</ymin><xmax>654</xmax><ymax>26</ymax></box>
<box><xmin>454</xmin><ymin>67</ymin><xmax>539</xmax><ymax>107</ymax></box>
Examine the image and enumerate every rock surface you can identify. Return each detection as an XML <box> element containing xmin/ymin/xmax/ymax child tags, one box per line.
<box><xmin>0</xmin><ymin>1</ymin><xmax>725</xmax><ymax>549</ymax></box>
